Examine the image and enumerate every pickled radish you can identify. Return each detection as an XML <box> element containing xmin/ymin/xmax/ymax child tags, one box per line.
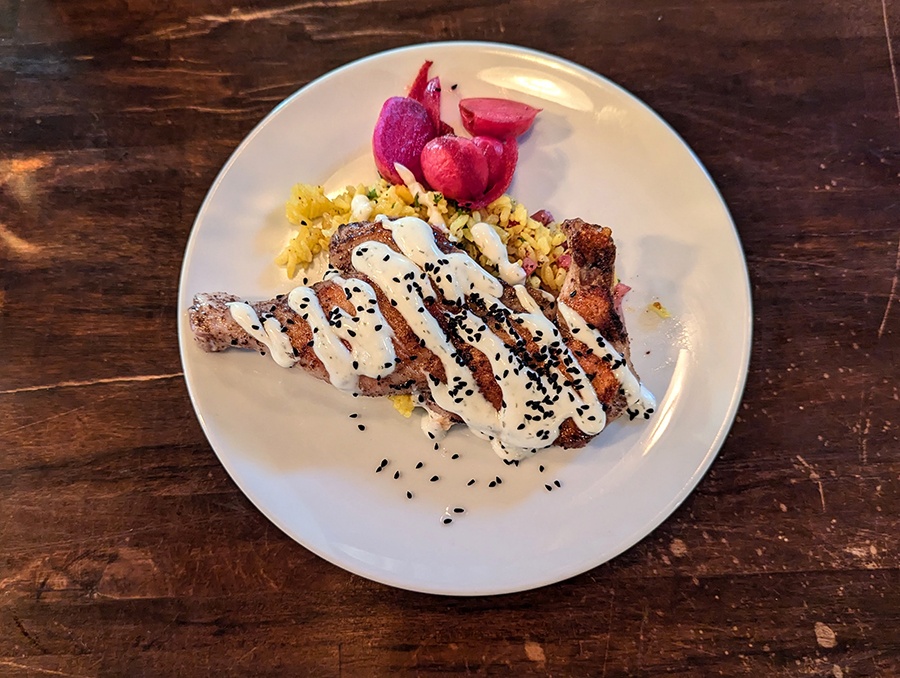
<box><xmin>372</xmin><ymin>96</ymin><xmax>436</xmax><ymax>184</ymax></box>
<box><xmin>459</xmin><ymin>97</ymin><xmax>541</xmax><ymax>139</ymax></box>
<box><xmin>472</xmin><ymin>136</ymin><xmax>504</xmax><ymax>186</ymax></box>
<box><xmin>469</xmin><ymin>137</ymin><xmax>517</xmax><ymax>209</ymax></box>
<box><xmin>407</xmin><ymin>60</ymin><xmax>433</xmax><ymax>101</ymax></box>
<box><xmin>420</xmin><ymin>136</ymin><xmax>490</xmax><ymax>202</ymax></box>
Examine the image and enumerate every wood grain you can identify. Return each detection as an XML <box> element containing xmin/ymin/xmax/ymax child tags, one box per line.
<box><xmin>2</xmin><ymin>0</ymin><xmax>898</xmax><ymax>675</ymax></box>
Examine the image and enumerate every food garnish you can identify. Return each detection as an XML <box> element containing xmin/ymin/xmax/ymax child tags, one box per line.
<box><xmin>458</xmin><ymin>97</ymin><xmax>542</xmax><ymax>139</ymax></box>
<box><xmin>372</xmin><ymin>62</ymin><xmax>537</xmax><ymax>209</ymax></box>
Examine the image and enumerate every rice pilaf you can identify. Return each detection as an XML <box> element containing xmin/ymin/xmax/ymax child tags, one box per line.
<box><xmin>277</xmin><ymin>180</ymin><xmax>570</xmax><ymax>294</ymax></box>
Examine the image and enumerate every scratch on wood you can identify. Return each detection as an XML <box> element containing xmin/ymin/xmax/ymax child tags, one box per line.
<box><xmin>0</xmin><ymin>662</ymin><xmax>90</xmax><ymax>678</ymax></box>
<box><xmin>877</xmin><ymin>235</ymin><xmax>900</xmax><ymax>339</ymax></box>
<box><xmin>13</xmin><ymin>614</ymin><xmax>49</xmax><ymax>654</ymax></box>
<box><xmin>600</xmin><ymin>586</ymin><xmax>615</xmax><ymax>678</ymax></box>
<box><xmin>878</xmin><ymin>0</ymin><xmax>900</xmax><ymax>338</ymax></box>
<box><xmin>746</xmin><ymin>255</ymin><xmax>853</xmax><ymax>273</ymax></box>
<box><xmin>0</xmin><ymin>372</ymin><xmax>184</xmax><ymax>396</ymax></box>
<box><xmin>122</xmin><ymin>105</ymin><xmax>261</xmax><ymax>115</ymax></box>
<box><xmin>796</xmin><ymin>455</ymin><xmax>826</xmax><ymax>512</ymax></box>
<box><xmin>143</xmin><ymin>0</ymin><xmax>376</xmax><ymax>41</ymax></box>
<box><xmin>637</xmin><ymin>599</ymin><xmax>649</xmax><ymax>669</ymax></box>
<box><xmin>0</xmin><ymin>400</ymin><xmax>105</xmax><ymax>436</ymax></box>
<box><xmin>858</xmin><ymin>389</ymin><xmax>872</xmax><ymax>465</ymax></box>
<box><xmin>881</xmin><ymin>0</ymin><xmax>900</xmax><ymax>135</ymax></box>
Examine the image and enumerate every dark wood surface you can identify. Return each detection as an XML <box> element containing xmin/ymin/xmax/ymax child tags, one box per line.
<box><xmin>2</xmin><ymin>1</ymin><xmax>899</xmax><ymax>675</ymax></box>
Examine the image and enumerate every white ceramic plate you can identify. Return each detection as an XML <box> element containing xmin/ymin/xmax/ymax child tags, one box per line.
<box><xmin>178</xmin><ymin>42</ymin><xmax>751</xmax><ymax>596</ymax></box>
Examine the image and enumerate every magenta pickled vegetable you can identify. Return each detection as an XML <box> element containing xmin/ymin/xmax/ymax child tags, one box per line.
<box><xmin>372</xmin><ymin>96</ymin><xmax>436</xmax><ymax>184</ymax></box>
<box><xmin>459</xmin><ymin>97</ymin><xmax>541</xmax><ymax>139</ymax></box>
<box><xmin>407</xmin><ymin>60</ymin><xmax>433</xmax><ymax>102</ymax></box>
<box><xmin>421</xmin><ymin>136</ymin><xmax>490</xmax><ymax>202</ymax></box>
<box><xmin>472</xmin><ymin>136</ymin><xmax>504</xmax><ymax>186</ymax></box>
<box><xmin>468</xmin><ymin>138</ymin><xmax>518</xmax><ymax>209</ymax></box>
<box><xmin>372</xmin><ymin>63</ymin><xmax>541</xmax><ymax>206</ymax></box>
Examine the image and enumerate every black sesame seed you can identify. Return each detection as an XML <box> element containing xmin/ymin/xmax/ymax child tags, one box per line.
<box><xmin>539</xmin><ymin>465</ymin><xmax>545</xmax><ymax>472</ymax></box>
<box><xmin>545</xmin><ymin>484</ymin><xmax>553</xmax><ymax>491</ymax></box>
<box><xmin>416</xmin><ymin>461</ymin><xmax>424</xmax><ymax>469</ymax></box>
<box><xmin>406</xmin><ymin>491</ymin><xmax>413</xmax><ymax>499</ymax></box>
<box><xmin>443</xmin><ymin>517</ymin><xmax>453</xmax><ymax>525</ymax></box>
<box><xmin>430</xmin><ymin>475</ymin><xmax>439</xmax><ymax>482</ymax></box>
<box><xmin>349</xmin><ymin>413</ymin><xmax>358</xmax><ymax>418</ymax></box>
<box><xmin>453</xmin><ymin>507</ymin><xmax>465</xmax><ymax>514</ymax></box>
<box><xmin>393</xmin><ymin>470</ymin><xmax>400</xmax><ymax>479</ymax></box>
<box><xmin>467</xmin><ymin>479</ymin><xmax>475</xmax><ymax>486</ymax></box>
<box><xmin>357</xmin><ymin>424</ymin><xmax>366</xmax><ymax>431</ymax></box>
<box><xmin>495</xmin><ymin>476</ymin><xmax>502</xmax><ymax>484</ymax></box>
<box><xmin>451</xmin><ymin>453</ymin><xmax>459</xmax><ymax>460</ymax></box>
<box><xmin>488</xmin><ymin>480</ymin><xmax>497</xmax><ymax>488</ymax></box>
<box><xmin>554</xmin><ymin>479</ymin><xmax>561</xmax><ymax>487</ymax></box>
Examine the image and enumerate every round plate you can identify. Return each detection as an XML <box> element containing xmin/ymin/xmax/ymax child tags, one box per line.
<box><xmin>178</xmin><ymin>41</ymin><xmax>751</xmax><ymax>596</ymax></box>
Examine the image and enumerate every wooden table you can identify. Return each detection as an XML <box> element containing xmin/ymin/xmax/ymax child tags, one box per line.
<box><xmin>2</xmin><ymin>1</ymin><xmax>898</xmax><ymax>675</ymax></box>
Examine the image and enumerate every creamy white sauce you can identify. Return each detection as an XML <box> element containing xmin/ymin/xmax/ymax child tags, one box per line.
<box><xmin>557</xmin><ymin>302</ymin><xmax>657</xmax><ymax>420</ymax></box>
<box><xmin>386</xmin><ymin>216</ymin><xmax>503</xmax><ymax>304</ymax></box>
<box><xmin>286</xmin><ymin>277</ymin><xmax>395</xmax><ymax>393</ymax></box>
<box><xmin>350</xmin><ymin>193</ymin><xmax>373</xmax><ymax>222</ymax></box>
<box><xmin>228</xmin><ymin>302</ymin><xmax>296</xmax><ymax>368</ymax></box>
<box><xmin>231</xmin><ymin>215</ymin><xmax>654</xmax><ymax>459</ymax></box>
<box><xmin>393</xmin><ymin>162</ymin><xmax>448</xmax><ymax>232</ymax></box>
<box><xmin>470</xmin><ymin>221</ymin><xmax>527</xmax><ymax>286</ymax></box>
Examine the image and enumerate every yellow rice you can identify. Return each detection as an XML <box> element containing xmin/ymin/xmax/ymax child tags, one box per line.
<box><xmin>276</xmin><ymin>179</ymin><xmax>569</xmax><ymax>294</ymax></box>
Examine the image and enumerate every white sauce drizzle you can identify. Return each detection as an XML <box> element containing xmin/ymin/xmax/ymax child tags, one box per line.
<box><xmin>229</xmin><ymin>216</ymin><xmax>654</xmax><ymax>459</ymax></box>
<box><xmin>470</xmin><ymin>221</ymin><xmax>527</xmax><ymax>286</ymax></box>
<box><xmin>227</xmin><ymin>302</ymin><xmax>296</xmax><ymax>368</ymax></box>
<box><xmin>394</xmin><ymin>162</ymin><xmax>448</xmax><ymax>233</ymax></box>
<box><xmin>286</xmin><ymin>277</ymin><xmax>395</xmax><ymax>393</ymax></box>
<box><xmin>557</xmin><ymin>302</ymin><xmax>657</xmax><ymax>420</ymax></box>
<box><xmin>385</xmin><ymin>216</ymin><xmax>502</xmax><ymax>304</ymax></box>
<box><xmin>349</xmin><ymin>193</ymin><xmax>374</xmax><ymax>222</ymax></box>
